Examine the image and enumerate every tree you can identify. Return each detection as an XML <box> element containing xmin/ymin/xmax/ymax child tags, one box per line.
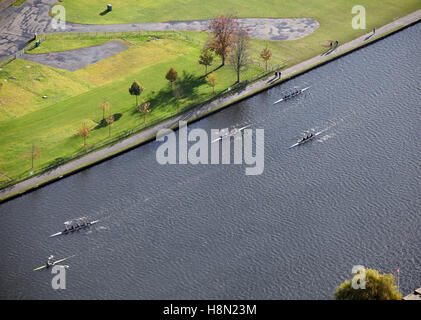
<box><xmin>165</xmin><ymin>67</ymin><xmax>178</xmax><ymax>88</ymax></box>
<box><xmin>334</xmin><ymin>268</ymin><xmax>402</xmax><ymax>300</ymax></box>
<box><xmin>208</xmin><ymin>14</ymin><xmax>239</xmax><ymax>66</ymax></box>
<box><xmin>105</xmin><ymin>115</ymin><xmax>114</xmax><ymax>137</ymax></box>
<box><xmin>138</xmin><ymin>101</ymin><xmax>151</xmax><ymax>123</ymax></box>
<box><xmin>260</xmin><ymin>46</ymin><xmax>272</xmax><ymax>71</ymax></box>
<box><xmin>77</xmin><ymin>122</ymin><xmax>91</xmax><ymax>147</ymax></box>
<box><xmin>129</xmin><ymin>81</ymin><xmax>143</xmax><ymax>106</ymax></box>
<box><xmin>198</xmin><ymin>49</ymin><xmax>214</xmax><ymax>74</ymax></box>
<box><xmin>229</xmin><ymin>27</ymin><xmax>250</xmax><ymax>83</ymax></box>
<box><xmin>206</xmin><ymin>73</ymin><xmax>218</xmax><ymax>93</ymax></box>
<box><xmin>23</xmin><ymin>143</ymin><xmax>42</xmax><ymax>169</ymax></box>
<box><xmin>100</xmin><ymin>100</ymin><xmax>110</xmax><ymax>120</ymax></box>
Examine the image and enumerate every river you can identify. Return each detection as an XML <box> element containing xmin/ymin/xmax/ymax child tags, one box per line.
<box><xmin>0</xmin><ymin>23</ymin><xmax>420</xmax><ymax>300</ymax></box>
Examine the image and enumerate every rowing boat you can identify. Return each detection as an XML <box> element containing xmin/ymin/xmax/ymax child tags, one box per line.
<box><xmin>33</xmin><ymin>255</ymin><xmax>75</xmax><ymax>271</ymax></box>
<box><xmin>211</xmin><ymin>125</ymin><xmax>251</xmax><ymax>143</ymax></box>
<box><xmin>49</xmin><ymin>220</ymin><xmax>99</xmax><ymax>238</ymax></box>
<box><xmin>273</xmin><ymin>86</ymin><xmax>310</xmax><ymax>104</ymax></box>
<box><xmin>288</xmin><ymin>129</ymin><xmax>326</xmax><ymax>149</ymax></box>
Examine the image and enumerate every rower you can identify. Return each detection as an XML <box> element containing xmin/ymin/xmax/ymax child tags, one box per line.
<box><xmin>46</xmin><ymin>256</ymin><xmax>54</xmax><ymax>268</ymax></box>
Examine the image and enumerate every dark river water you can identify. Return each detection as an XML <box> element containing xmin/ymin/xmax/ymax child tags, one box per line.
<box><xmin>1</xmin><ymin>23</ymin><xmax>420</xmax><ymax>300</ymax></box>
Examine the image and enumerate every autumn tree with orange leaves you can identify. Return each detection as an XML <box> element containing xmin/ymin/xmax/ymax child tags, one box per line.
<box><xmin>206</xmin><ymin>73</ymin><xmax>218</xmax><ymax>93</ymax></box>
<box><xmin>138</xmin><ymin>101</ymin><xmax>151</xmax><ymax>123</ymax></box>
<box><xmin>207</xmin><ymin>14</ymin><xmax>239</xmax><ymax>66</ymax></box>
<box><xmin>77</xmin><ymin>123</ymin><xmax>91</xmax><ymax>147</ymax></box>
<box><xmin>100</xmin><ymin>100</ymin><xmax>110</xmax><ymax>120</ymax></box>
<box><xmin>260</xmin><ymin>46</ymin><xmax>272</xmax><ymax>71</ymax></box>
<box><xmin>165</xmin><ymin>67</ymin><xmax>178</xmax><ymax>88</ymax></box>
<box><xmin>106</xmin><ymin>114</ymin><xmax>114</xmax><ymax>137</ymax></box>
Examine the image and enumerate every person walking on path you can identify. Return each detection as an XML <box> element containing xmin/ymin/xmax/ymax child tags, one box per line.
<box><xmin>373</xmin><ymin>27</ymin><xmax>376</xmax><ymax>35</ymax></box>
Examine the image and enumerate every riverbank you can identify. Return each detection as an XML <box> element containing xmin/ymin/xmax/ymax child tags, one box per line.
<box><xmin>1</xmin><ymin>9</ymin><xmax>420</xmax><ymax>203</ymax></box>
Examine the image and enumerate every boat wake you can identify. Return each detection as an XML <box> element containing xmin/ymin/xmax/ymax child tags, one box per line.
<box><xmin>317</xmin><ymin>133</ymin><xmax>335</xmax><ymax>142</ymax></box>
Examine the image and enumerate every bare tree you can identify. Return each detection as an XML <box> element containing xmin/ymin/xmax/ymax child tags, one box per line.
<box><xmin>229</xmin><ymin>27</ymin><xmax>251</xmax><ymax>83</ymax></box>
<box><xmin>208</xmin><ymin>14</ymin><xmax>239</xmax><ymax>66</ymax></box>
<box><xmin>23</xmin><ymin>143</ymin><xmax>42</xmax><ymax>169</ymax></box>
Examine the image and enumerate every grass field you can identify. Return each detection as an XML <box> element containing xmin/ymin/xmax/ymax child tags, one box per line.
<box><xmin>57</xmin><ymin>0</ymin><xmax>420</xmax><ymax>66</ymax></box>
<box><xmin>59</xmin><ymin>0</ymin><xmax>419</xmax><ymax>25</ymax></box>
<box><xmin>0</xmin><ymin>0</ymin><xmax>420</xmax><ymax>185</ymax></box>
<box><xmin>0</xmin><ymin>33</ymin><xmax>263</xmax><ymax>181</ymax></box>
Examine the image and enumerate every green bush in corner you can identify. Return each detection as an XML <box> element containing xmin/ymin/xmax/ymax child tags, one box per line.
<box><xmin>335</xmin><ymin>268</ymin><xmax>402</xmax><ymax>300</ymax></box>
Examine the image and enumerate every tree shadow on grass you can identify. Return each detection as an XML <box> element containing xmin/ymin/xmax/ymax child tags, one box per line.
<box><xmin>94</xmin><ymin>113</ymin><xmax>122</xmax><ymax>130</ymax></box>
<box><xmin>131</xmin><ymin>71</ymin><xmax>206</xmax><ymax>116</ymax></box>
<box><xmin>209</xmin><ymin>64</ymin><xmax>224</xmax><ymax>75</ymax></box>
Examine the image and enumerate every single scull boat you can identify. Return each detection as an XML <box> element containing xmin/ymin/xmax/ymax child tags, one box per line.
<box><xmin>33</xmin><ymin>255</ymin><xmax>75</xmax><ymax>271</ymax></box>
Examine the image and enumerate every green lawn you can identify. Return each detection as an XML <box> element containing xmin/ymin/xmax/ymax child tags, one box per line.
<box><xmin>0</xmin><ymin>33</ymin><xmax>262</xmax><ymax>181</ymax></box>
<box><xmin>59</xmin><ymin>0</ymin><xmax>419</xmax><ymax>25</ymax></box>
<box><xmin>58</xmin><ymin>0</ymin><xmax>420</xmax><ymax>49</ymax></box>
<box><xmin>57</xmin><ymin>0</ymin><xmax>421</xmax><ymax>72</ymax></box>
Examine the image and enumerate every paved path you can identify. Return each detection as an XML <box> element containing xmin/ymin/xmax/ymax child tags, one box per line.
<box><xmin>21</xmin><ymin>40</ymin><xmax>128</xmax><ymax>71</ymax></box>
<box><xmin>63</xmin><ymin>18</ymin><xmax>319</xmax><ymax>41</ymax></box>
<box><xmin>0</xmin><ymin>0</ymin><xmax>319</xmax><ymax>60</ymax></box>
<box><xmin>0</xmin><ymin>0</ymin><xmax>15</xmax><ymax>12</ymax></box>
<box><xmin>1</xmin><ymin>9</ymin><xmax>420</xmax><ymax>202</ymax></box>
<box><xmin>0</xmin><ymin>0</ymin><xmax>54</xmax><ymax>60</ymax></box>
